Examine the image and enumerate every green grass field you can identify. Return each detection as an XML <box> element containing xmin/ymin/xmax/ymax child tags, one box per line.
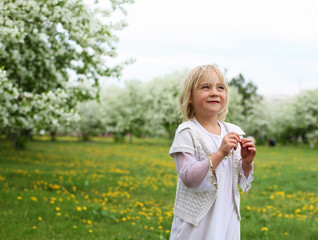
<box><xmin>0</xmin><ymin>137</ymin><xmax>317</xmax><ymax>240</ymax></box>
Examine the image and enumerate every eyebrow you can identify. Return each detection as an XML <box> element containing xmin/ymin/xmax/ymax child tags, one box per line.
<box><xmin>199</xmin><ymin>81</ymin><xmax>224</xmax><ymax>86</ymax></box>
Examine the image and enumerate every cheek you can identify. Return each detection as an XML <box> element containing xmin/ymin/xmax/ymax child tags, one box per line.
<box><xmin>223</xmin><ymin>93</ymin><xmax>228</xmax><ymax>101</ymax></box>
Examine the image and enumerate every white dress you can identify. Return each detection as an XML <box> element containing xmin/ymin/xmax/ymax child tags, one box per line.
<box><xmin>169</xmin><ymin>119</ymin><xmax>254</xmax><ymax>240</ymax></box>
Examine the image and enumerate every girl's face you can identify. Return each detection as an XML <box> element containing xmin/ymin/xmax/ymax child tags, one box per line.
<box><xmin>189</xmin><ymin>71</ymin><xmax>227</xmax><ymax>120</ymax></box>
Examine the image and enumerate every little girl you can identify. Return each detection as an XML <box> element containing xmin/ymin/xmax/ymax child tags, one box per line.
<box><xmin>169</xmin><ymin>64</ymin><xmax>256</xmax><ymax>240</ymax></box>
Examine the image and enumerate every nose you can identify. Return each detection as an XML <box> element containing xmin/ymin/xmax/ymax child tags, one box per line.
<box><xmin>209</xmin><ymin>87</ymin><xmax>219</xmax><ymax>96</ymax></box>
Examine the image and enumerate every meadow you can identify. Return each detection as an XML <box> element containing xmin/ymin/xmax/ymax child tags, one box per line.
<box><xmin>0</xmin><ymin>137</ymin><xmax>317</xmax><ymax>240</ymax></box>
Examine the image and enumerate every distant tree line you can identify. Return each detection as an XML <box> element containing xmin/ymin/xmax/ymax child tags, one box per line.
<box><xmin>69</xmin><ymin>71</ymin><xmax>318</xmax><ymax>148</ymax></box>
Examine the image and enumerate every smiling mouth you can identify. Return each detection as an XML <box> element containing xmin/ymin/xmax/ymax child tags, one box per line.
<box><xmin>207</xmin><ymin>100</ymin><xmax>220</xmax><ymax>103</ymax></box>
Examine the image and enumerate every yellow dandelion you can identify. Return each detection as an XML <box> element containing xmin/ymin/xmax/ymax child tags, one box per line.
<box><xmin>132</xmin><ymin>222</ymin><xmax>136</xmax><ymax>226</ymax></box>
<box><xmin>38</xmin><ymin>217</ymin><xmax>42</xmax><ymax>221</ymax></box>
<box><xmin>76</xmin><ymin>206</ymin><xmax>82</xmax><ymax>211</ymax></box>
<box><xmin>57</xmin><ymin>212</ymin><xmax>61</xmax><ymax>216</ymax></box>
<box><xmin>270</xmin><ymin>195</ymin><xmax>275</xmax><ymax>200</ymax></box>
<box><xmin>150</xmin><ymin>227</ymin><xmax>154</xmax><ymax>230</ymax></box>
<box><xmin>88</xmin><ymin>229</ymin><xmax>93</xmax><ymax>233</ymax></box>
<box><xmin>83</xmin><ymin>206</ymin><xmax>87</xmax><ymax>211</ymax></box>
<box><xmin>261</xmin><ymin>227</ymin><xmax>268</xmax><ymax>232</ymax></box>
<box><xmin>73</xmin><ymin>225</ymin><xmax>77</xmax><ymax>229</ymax></box>
<box><xmin>56</xmin><ymin>207</ymin><xmax>60</xmax><ymax>211</ymax></box>
<box><xmin>122</xmin><ymin>217</ymin><xmax>127</xmax><ymax>222</ymax></box>
<box><xmin>158</xmin><ymin>226</ymin><xmax>162</xmax><ymax>229</ymax></box>
<box><xmin>17</xmin><ymin>196</ymin><xmax>22</xmax><ymax>200</ymax></box>
<box><xmin>30</xmin><ymin>196</ymin><xmax>37</xmax><ymax>202</ymax></box>
<box><xmin>32</xmin><ymin>226</ymin><xmax>37</xmax><ymax>229</ymax></box>
<box><xmin>166</xmin><ymin>230</ymin><xmax>170</xmax><ymax>234</ymax></box>
<box><xmin>246</xmin><ymin>206</ymin><xmax>251</xmax><ymax>210</ymax></box>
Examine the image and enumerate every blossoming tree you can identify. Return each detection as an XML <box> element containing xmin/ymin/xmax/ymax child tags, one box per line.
<box><xmin>0</xmin><ymin>0</ymin><xmax>133</xmax><ymax>147</ymax></box>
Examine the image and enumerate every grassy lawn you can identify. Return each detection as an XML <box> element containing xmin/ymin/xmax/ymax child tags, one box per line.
<box><xmin>0</xmin><ymin>137</ymin><xmax>317</xmax><ymax>239</ymax></box>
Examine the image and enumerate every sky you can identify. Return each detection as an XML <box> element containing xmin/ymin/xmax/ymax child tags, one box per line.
<box><xmin>113</xmin><ymin>0</ymin><xmax>318</xmax><ymax>96</ymax></box>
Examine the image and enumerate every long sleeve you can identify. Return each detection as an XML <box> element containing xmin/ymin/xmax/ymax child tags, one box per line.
<box><xmin>239</xmin><ymin>161</ymin><xmax>254</xmax><ymax>193</ymax></box>
<box><xmin>173</xmin><ymin>152</ymin><xmax>217</xmax><ymax>192</ymax></box>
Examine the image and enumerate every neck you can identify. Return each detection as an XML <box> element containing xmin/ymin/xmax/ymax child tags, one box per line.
<box><xmin>194</xmin><ymin>114</ymin><xmax>221</xmax><ymax>135</ymax></box>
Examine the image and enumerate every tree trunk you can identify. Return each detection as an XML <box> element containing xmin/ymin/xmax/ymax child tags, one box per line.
<box><xmin>83</xmin><ymin>133</ymin><xmax>89</xmax><ymax>141</ymax></box>
<box><xmin>50</xmin><ymin>131</ymin><xmax>56</xmax><ymax>141</ymax></box>
<box><xmin>11</xmin><ymin>133</ymin><xmax>25</xmax><ymax>149</ymax></box>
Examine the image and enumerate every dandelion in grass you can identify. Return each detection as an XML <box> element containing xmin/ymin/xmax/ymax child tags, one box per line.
<box><xmin>261</xmin><ymin>227</ymin><xmax>268</xmax><ymax>232</ymax></box>
<box><xmin>30</xmin><ymin>196</ymin><xmax>37</xmax><ymax>202</ymax></box>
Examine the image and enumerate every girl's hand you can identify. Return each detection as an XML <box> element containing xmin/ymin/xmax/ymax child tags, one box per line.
<box><xmin>218</xmin><ymin>132</ymin><xmax>241</xmax><ymax>157</ymax></box>
<box><xmin>240</xmin><ymin>138</ymin><xmax>257</xmax><ymax>165</ymax></box>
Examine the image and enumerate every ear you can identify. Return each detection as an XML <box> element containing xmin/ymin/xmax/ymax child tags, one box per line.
<box><xmin>188</xmin><ymin>94</ymin><xmax>193</xmax><ymax>103</ymax></box>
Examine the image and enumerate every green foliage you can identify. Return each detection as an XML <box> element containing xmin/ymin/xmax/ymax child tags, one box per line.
<box><xmin>226</xmin><ymin>86</ymin><xmax>244</xmax><ymax>124</ymax></box>
<box><xmin>229</xmin><ymin>73</ymin><xmax>262</xmax><ymax>113</ymax></box>
<box><xmin>269</xmin><ymin>89</ymin><xmax>318</xmax><ymax>145</ymax></box>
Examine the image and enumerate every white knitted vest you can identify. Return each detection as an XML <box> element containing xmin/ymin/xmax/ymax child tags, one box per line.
<box><xmin>172</xmin><ymin>121</ymin><xmax>243</xmax><ymax>226</ymax></box>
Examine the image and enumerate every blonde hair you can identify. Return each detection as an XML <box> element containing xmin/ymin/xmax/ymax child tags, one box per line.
<box><xmin>179</xmin><ymin>64</ymin><xmax>229</xmax><ymax>121</ymax></box>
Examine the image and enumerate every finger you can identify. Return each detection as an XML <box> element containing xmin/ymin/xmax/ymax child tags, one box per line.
<box><xmin>240</xmin><ymin>138</ymin><xmax>253</xmax><ymax>144</ymax></box>
<box><xmin>222</xmin><ymin>140</ymin><xmax>238</xmax><ymax>151</ymax></box>
<box><xmin>227</xmin><ymin>133</ymin><xmax>241</xmax><ymax>142</ymax></box>
<box><xmin>247</xmin><ymin>147</ymin><xmax>257</xmax><ymax>153</ymax></box>
<box><xmin>227</xmin><ymin>139</ymin><xmax>239</xmax><ymax>148</ymax></box>
<box><xmin>229</xmin><ymin>141</ymin><xmax>239</xmax><ymax>150</ymax></box>
<box><xmin>242</xmin><ymin>142</ymin><xmax>256</xmax><ymax>148</ymax></box>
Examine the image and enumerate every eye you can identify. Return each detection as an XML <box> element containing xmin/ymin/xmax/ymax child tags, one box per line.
<box><xmin>201</xmin><ymin>85</ymin><xmax>209</xmax><ymax>89</ymax></box>
<box><xmin>217</xmin><ymin>85</ymin><xmax>225</xmax><ymax>90</ymax></box>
